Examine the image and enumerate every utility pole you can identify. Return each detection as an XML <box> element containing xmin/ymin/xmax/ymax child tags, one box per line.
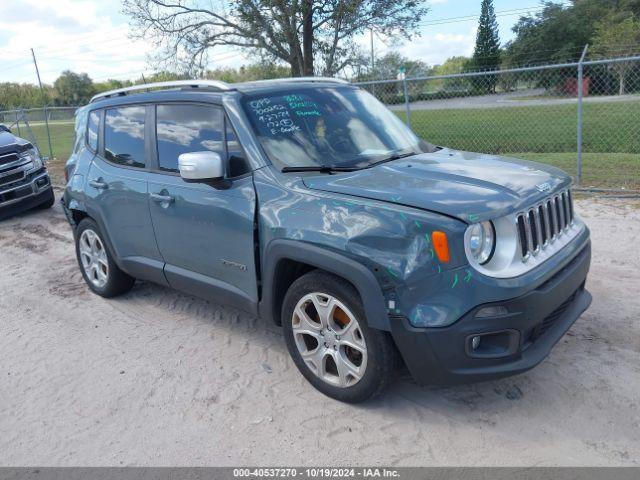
<box><xmin>31</xmin><ymin>48</ymin><xmax>54</xmax><ymax>159</ymax></box>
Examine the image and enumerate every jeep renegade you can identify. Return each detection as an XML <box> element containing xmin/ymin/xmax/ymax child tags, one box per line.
<box><xmin>62</xmin><ymin>79</ymin><xmax>592</xmax><ymax>403</ymax></box>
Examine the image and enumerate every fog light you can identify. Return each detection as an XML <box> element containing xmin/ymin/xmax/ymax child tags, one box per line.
<box><xmin>475</xmin><ymin>305</ymin><xmax>508</xmax><ymax>318</ymax></box>
<box><xmin>471</xmin><ymin>335</ymin><xmax>481</xmax><ymax>350</ymax></box>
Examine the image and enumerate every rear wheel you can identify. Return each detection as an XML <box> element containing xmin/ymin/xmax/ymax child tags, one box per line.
<box><xmin>75</xmin><ymin>218</ymin><xmax>135</xmax><ymax>297</ymax></box>
<box><xmin>282</xmin><ymin>271</ymin><xmax>397</xmax><ymax>403</ymax></box>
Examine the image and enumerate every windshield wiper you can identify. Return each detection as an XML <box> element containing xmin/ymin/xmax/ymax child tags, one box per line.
<box><xmin>281</xmin><ymin>151</ymin><xmax>418</xmax><ymax>174</ymax></box>
<box><xmin>363</xmin><ymin>151</ymin><xmax>418</xmax><ymax>168</ymax></box>
<box><xmin>281</xmin><ymin>165</ymin><xmax>358</xmax><ymax>173</ymax></box>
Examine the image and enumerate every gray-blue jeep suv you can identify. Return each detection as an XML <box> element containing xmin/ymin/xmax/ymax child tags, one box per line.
<box><xmin>0</xmin><ymin>124</ymin><xmax>54</xmax><ymax>220</ymax></box>
<box><xmin>62</xmin><ymin>78</ymin><xmax>591</xmax><ymax>403</ymax></box>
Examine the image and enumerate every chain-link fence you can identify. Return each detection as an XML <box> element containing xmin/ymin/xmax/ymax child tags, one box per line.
<box><xmin>356</xmin><ymin>55</ymin><xmax>640</xmax><ymax>191</ymax></box>
<box><xmin>2</xmin><ymin>56</ymin><xmax>638</xmax><ymax>191</ymax></box>
<box><xmin>0</xmin><ymin>106</ymin><xmax>77</xmax><ymax>161</ymax></box>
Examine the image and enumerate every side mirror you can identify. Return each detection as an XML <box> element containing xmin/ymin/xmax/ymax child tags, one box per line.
<box><xmin>0</xmin><ymin>124</ymin><xmax>11</xmax><ymax>134</ymax></box>
<box><xmin>178</xmin><ymin>151</ymin><xmax>224</xmax><ymax>181</ymax></box>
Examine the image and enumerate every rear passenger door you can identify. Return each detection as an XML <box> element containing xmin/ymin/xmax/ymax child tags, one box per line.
<box><xmin>85</xmin><ymin>105</ymin><xmax>166</xmax><ymax>285</ymax></box>
<box><xmin>146</xmin><ymin>103</ymin><xmax>258</xmax><ymax>313</ymax></box>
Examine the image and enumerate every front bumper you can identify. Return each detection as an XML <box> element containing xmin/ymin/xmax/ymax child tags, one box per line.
<box><xmin>391</xmin><ymin>242</ymin><xmax>592</xmax><ymax>385</ymax></box>
<box><xmin>0</xmin><ymin>169</ymin><xmax>53</xmax><ymax>221</ymax></box>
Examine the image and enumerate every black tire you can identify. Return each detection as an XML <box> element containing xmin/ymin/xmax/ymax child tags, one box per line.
<box><xmin>37</xmin><ymin>188</ymin><xmax>55</xmax><ymax>209</ymax></box>
<box><xmin>75</xmin><ymin>218</ymin><xmax>135</xmax><ymax>298</ymax></box>
<box><xmin>282</xmin><ymin>270</ymin><xmax>397</xmax><ymax>403</ymax></box>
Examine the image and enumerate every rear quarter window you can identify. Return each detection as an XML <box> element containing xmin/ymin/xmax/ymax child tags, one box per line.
<box><xmin>72</xmin><ymin>106</ymin><xmax>89</xmax><ymax>155</ymax></box>
<box><xmin>87</xmin><ymin>110</ymin><xmax>99</xmax><ymax>152</ymax></box>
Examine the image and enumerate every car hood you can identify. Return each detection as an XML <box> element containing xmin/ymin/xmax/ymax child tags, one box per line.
<box><xmin>301</xmin><ymin>149</ymin><xmax>571</xmax><ymax>222</ymax></box>
<box><xmin>0</xmin><ymin>131</ymin><xmax>30</xmax><ymax>153</ymax></box>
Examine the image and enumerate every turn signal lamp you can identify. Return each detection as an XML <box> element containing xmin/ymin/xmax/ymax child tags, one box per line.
<box><xmin>432</xmin><ymin>231</ymin><xmax>450</xmax><ymax>263</ymax></box>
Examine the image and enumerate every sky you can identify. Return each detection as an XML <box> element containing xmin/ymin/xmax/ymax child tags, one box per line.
<box><xmin>1</xmin><ymin>0</ymin><xmax>567</xmax><ymax>85</ymax></box>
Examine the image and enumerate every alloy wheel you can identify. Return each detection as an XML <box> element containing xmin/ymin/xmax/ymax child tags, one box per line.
<box><xmin>291</xmin><ymin>292</ymin><xmax>367</xmax><ymax>388</ymax></box>
<box><xmin>79</xmin><ymin>229</ymin><xmax>109</xmax><ymax>288</ymax></box>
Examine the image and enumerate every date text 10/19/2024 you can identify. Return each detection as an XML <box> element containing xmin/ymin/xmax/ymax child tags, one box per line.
<box><xmin>233</xmin><ymin>468</ymin><xmax>400</xmax><ymax>478</ymax></box>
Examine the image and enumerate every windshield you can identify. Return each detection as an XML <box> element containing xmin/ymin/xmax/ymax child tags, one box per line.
<box><xmin>242</xmin><ymin>87</ymin><xmax>435</xmax><ymax>170</ymax></box>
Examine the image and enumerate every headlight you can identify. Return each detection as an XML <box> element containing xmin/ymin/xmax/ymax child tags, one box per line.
<box><xmin>466</xmin><ymin>221</ymin><xmax>495</xmax><ymax>265</ymax></box>
<box><xmin>20</xmin><ymin>148</ymin><xmax>42</xmax><ymax>170</ymax></box>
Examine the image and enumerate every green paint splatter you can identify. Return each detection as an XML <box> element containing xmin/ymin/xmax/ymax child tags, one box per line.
<box><xmin>414</xmin><ymin>220</ymin><xmax>421</xmax><ymax>229</ymax></box>
<box><xmin>437</xmin><ymin>265</ymin><xmax>442</xmax><ymax>274</ymax></box>
<box><xmin>464</xmin><ymin>269</ymin><xmax>472</xmax><ymax>282</ymax></box>
<box><xmin>468</xmin><ymin>214</ymin><xmax>480</xmax><ymax>222</ymax></box>
<box><xmin>429</xmin><ymin>248</ymin><xmax>435</xmax><ymax>259</ymax></box>
<box><xmin>399</xmin><ymin>212</ymin><xmax>407</xmax><ymax>221</ymax></box>
<box><xmin>424</xmin><ymin>234</ymin><xmax>431</xmax><ymax>245</ymax></box>
<box><xmin>386</xmin><ymin>267</ymin><xmax>399</xmax><ymax>278</ymax></box>
<box><xmin>451</xmin><ymin>273</ymin><xmax>459</xmax><ymax>289</ymax></box>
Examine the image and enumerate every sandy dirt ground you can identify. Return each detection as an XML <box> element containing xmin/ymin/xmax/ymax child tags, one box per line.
<box><xmin>0</xmin><ymin>192</ymin><xmax>639</xmax><ymax>467</ymax></box>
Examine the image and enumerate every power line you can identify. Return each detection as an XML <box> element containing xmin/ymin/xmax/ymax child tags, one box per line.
<box><xmin>418</xmin><ymin>2</ymin><xmax>572</xmax><ymax>27</ymax></box>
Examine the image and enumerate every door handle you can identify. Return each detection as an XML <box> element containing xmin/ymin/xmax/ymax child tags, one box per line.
<box><xmin>88</xmin><ymin>179</ymin><xmax>108</xmax><ymax>190</ymax></box>
<box><xmin>150</xmin><ymin>192</ymin><xmax>175</xmax><ymax>204</ymax></box>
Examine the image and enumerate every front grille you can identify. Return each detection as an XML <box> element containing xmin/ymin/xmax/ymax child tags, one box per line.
<box><xmin>0</xmin><ymin>171</ymin><xmax>24</xmax><ymax>186</ymax></box>
<box><xmin>0</xmin><ymin>152</ymin><xmax>19</xmax><ymax>166</ymax></box>
<box><xmin>516</xmin><ymin>189</ymin><xmax>574</xmax><ymax>259</ymax></box>
<box><xmin>0</xmin><ymin>184</ymin><xmax>33</xmax><ymax>204</ymax></box>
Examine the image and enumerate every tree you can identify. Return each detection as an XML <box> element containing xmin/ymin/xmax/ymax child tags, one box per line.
<box><xmin>592</xmin><ymin>15</ymin><xmax>640</xmax><ymax>94</ymax></box>
<box><xmin>469</xmin><ymin>0</ymin><xmax>500</xmax><ymax>92</ymax></box>
<box><xmin>206</xmin><ymin>61</ymin><xmax>291</xmax><ymax>82</ymax></box>
<box><xmin>431</xmin><ymin>56</ymin><xmax>472</xmax><ymax>91</ymax></box>
<box><xmin>359</xmin><ymin>51</ymin><xmax>430</xmax><ymax>81</ymax></box>
<box><xmin>122</xmin><ymin>0</ymin><xmax>429</xmax><ymax>76</ymax></box>
<box><xmin>53</xmin><ymin>71</ymin><xmax>95</xmax><ymax>105</ymax></box>
<box><xmin>503</xmin><ymin>1</ymin><xmax>640</xmax><ymax>68</ymax></box>
<box><xmin>0</xmin><ymin>83</ymin><xmax>52</xmax><ymax>110</ymax></box>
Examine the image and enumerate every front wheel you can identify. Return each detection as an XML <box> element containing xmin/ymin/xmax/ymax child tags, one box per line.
<box><xmin>282</xmin><ymin>271</ymin><xmax>397</xmax><ymax>403</ymax></box>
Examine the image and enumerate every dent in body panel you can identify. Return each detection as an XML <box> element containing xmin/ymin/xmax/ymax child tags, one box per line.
<box><xmin>254</xmin><ymin>168</ymin><xmax>468</xmax><ymax>323</ymax></box>
<box><xmin>255</xmin><ymin>166</ymin><xmax>590</xmax><ymax>330</ymax></box>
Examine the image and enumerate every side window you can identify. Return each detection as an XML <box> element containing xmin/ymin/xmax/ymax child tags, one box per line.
<box><xmin>104</xmin><ymin>106</ymin><xmax>146</xmax><ymax>168</ymax></box>
<box><xmin>86</xmin><ymin>110</ymin><xmax>99</xmax><ymax>152</ymax></box>
<box><xmin>156</xmin><ymin>104</ymin><xmax>223</xmax><ymax>173</ymax></box>
<box><xmin>226</xmin><ymin>120</ymin><xmax>250</xmax><ymax>177</ymax></box>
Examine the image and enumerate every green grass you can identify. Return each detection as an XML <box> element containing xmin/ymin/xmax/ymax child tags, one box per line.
<box><xmin>26</xmin><ymin>121</ymin><xmax>75</xmax><ymax>161</ymax></box>
<box><xmin>513</xmin><ymin>152</ymin><xmax>640</xmax><ymax>190</ymax></box>
<box><xmin>400</xmin><ymin>101</ymin><xmax>640</xmax><ymax>155</ymax></box>
<box><xmin>397</xmin><ymin>99</ymin><xmax>640</xmax><ymax>189</ymax></box>
<box><xmin>22</xmin><ymin>101</ymin><xmax>640</xmax><ymax>190</ymax></box>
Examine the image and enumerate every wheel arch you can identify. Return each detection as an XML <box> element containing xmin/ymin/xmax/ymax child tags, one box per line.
<box><xmin>259</xmin><ymin>239</ymin><xmax>390</xmax><ymax>331</ymax></box>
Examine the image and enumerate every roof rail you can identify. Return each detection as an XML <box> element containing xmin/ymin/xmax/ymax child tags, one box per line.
<box><xmin>245</xmin><ymin>76</ymin><xmax>349</xmax><ymax>86</ymax></box>
<box><xmin>90</xmin><ymin>80</ymin><xmax>232</xmax><ymax>103</ymax></box>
